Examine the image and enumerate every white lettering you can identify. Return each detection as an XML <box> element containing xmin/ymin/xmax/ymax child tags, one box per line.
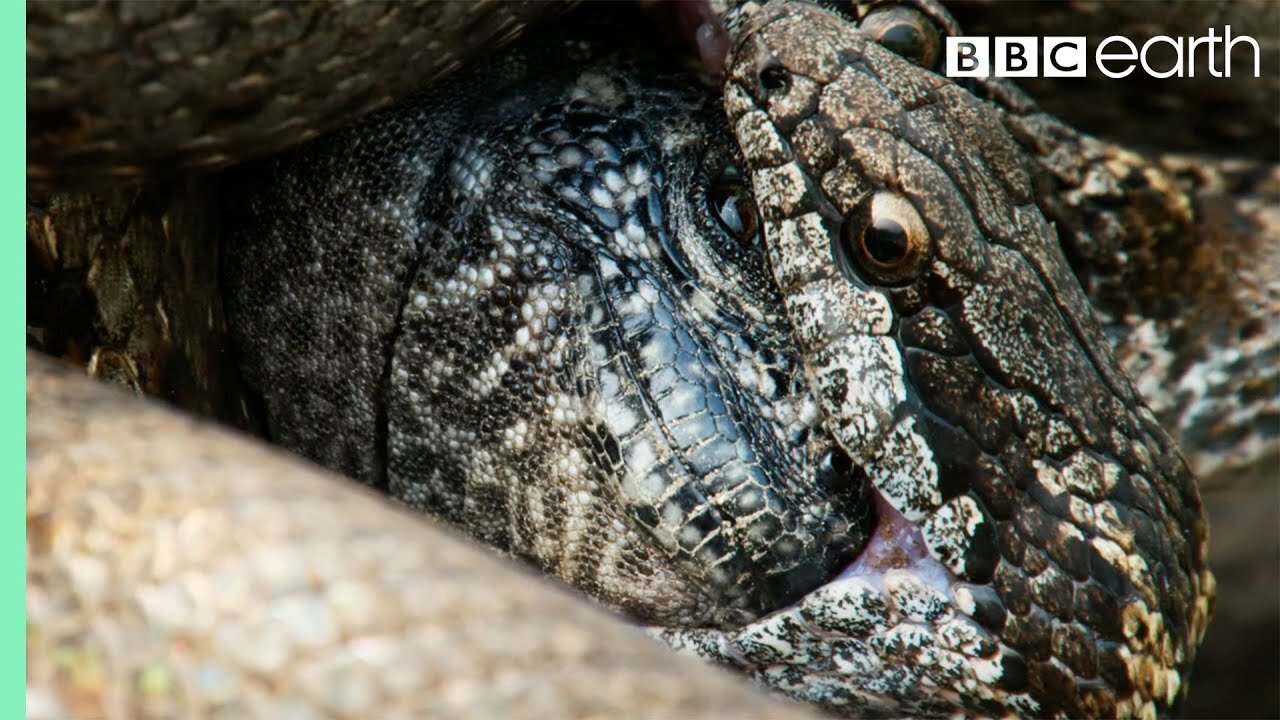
<box><xmin>1043</xmin><ymin>37</ymin><xmax>1086</xmax><ymax>77</ymax></box>
<box><xmin>946</xmin><ymin>37</ymin><xmax>990</xmax><ymax>78</ymax></box>
<box><xmin>994</xmin><ymin>36</ymin><xmax>1038</xmax><ymax>77</ymax></box>
<box><xmin>1096</xmin><ymin>36</ymin><xmax>1138</xmax><ymax>78</ymax></box>
<box><xmin>1187</xmin><ymin>33</ymin><xmax>1211</xmax><ymax>78</ymax></box>
<box><xmin>1224</xmin><ymin>25</ymin><xmax>1260</xmax><ymax>77</ymax></box>
<box><xmin>1140</xmin><ymin>36</ymin><xmax>1184</xmax><ymax>78</ymax></box>
<box><xmin>941</xmin><ymin>29</ymin><xmax>1257</xmax><ymax>80</ymax></box>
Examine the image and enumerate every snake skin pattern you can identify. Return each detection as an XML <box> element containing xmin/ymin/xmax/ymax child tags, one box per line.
<box><xmin>220</xmin><ymin>4</ymin><xmax>1215</xmax><ymax>717</ymax></box>
<box><xmin>26</xmin><ymin>0</ymin><xmax>571</xmax><ymax>184</ymax></box>
<box><xmin>714</xmin><ymin>4</ymin><xmax>1212</xmax><ymax>716</ymax></box>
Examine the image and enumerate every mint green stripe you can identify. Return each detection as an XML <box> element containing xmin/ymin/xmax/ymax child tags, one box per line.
<box><xmin>6</xmin><ymin>1</ymin><xmax>27</xmax><ymax>715</ymax></box>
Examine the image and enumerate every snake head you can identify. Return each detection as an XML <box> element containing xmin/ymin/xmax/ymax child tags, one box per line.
<box><xmin>684</xmin><ymin>2</ymin><xmax>1215</xmax><ymax>716</ymax></box>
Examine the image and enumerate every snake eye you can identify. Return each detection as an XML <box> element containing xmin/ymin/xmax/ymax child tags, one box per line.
<box><xmin>709</xmin><ymin>167</ymin><xmax>759</xmax><ymax>246</ymax></box>
<box><xmin>840</xmin><ymin>191</ymin><xmax>931</xmax><ymax>284</ymax></box>
<box><xmin>860</xmin><ymin>6</ymin><xmax>943</xmax><ymax>70</ymax></box>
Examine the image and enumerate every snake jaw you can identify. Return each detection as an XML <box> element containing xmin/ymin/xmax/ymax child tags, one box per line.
<box><xmin>653</xmin><ymin>486</ymin><xmax>1044</xmax><ymax>719</ymax></box>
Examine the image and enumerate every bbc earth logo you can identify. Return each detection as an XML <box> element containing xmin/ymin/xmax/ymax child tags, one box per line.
<box><xmin>945</xmin><ymin>27</ymin><xmax>1261</xmax><ymax>79</ymax></box>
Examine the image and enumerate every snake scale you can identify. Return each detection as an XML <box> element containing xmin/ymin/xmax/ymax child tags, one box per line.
<box><xmin>26</xmin><ymin>1</ymin><xmax>1278</xmax><ymax>718</ymax></box>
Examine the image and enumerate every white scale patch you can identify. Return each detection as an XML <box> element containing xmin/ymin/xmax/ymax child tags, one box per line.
<box><xmin>968</xmin><ymin>654</ymin><xmax>1005</xmax><ymax>685</ymax></box>
<box><xmin>664</xmin><ymin>385</ymin><xmax>703</xmax><ymax>421</ymax></box>
<box><xmin>618</xmin><ymin>436</ymin><xmax>668</xmax><ymax>505</ymax></box>
<box><xmin>639</xmin><ymin>333</ymin><xmax>668</xmax><ymax>366</ymax></box>
<box><xmin>567</xmin><ymin>69</ymin><xmax>626</xmax><ymax>108</ymax></box>
<box><xmin>788</xmin><ymin>278</ymin><xmax>893</xmax><ymax>350</ymax></box>
<box><xmin>831</xmin><ymin>639</ymin><xmax>881</xmax><ymax>677</ymax></box>
<box><xmin>445</xmin><ymin>137</ymin><xmax>494</xmax><ymax>201</ymax></box>
<box><xmin>802</xmin><ymin>579</ymin><xmax>890</xmax><ymax>636</ymax></box>
<box><xmin>884</xmin><ymin>571</ymin><xmax>951</xmax><ymax>623</ymax></box>
<box><xmin>1092</xmin><ymin>536</ymin><xmax>1132</xmax><ymax>585</ymax></box>
<box><xmin>734</xmin><ymin>109</ymin><xmax>790</xmax><ymax>166</ymax></box>
<box><xmin>1033</xmin><ymin>459</ymin><xmax>1068</xmax><ymax>497</ymax></box>
<box><xmin>935</xmin><ymin>616</ymin><xmax>996</xmax><ymax>658</ymax></box>
<box><xmin>601</xmin><ymin>400</ymin><xmax>639</xmax><ymax>437</ymax></box>
<box><xmin>920</xmin><ymin>495</ymin><xmax>985</xmax><ymax>577</ymax></box>
<box><xmin>687</xmin><ymin>287</ymin><xmax>724</xmax><ymax>326</ymax></box>
<box><xmin>501</xmin><ymin>419</ymin><xmax>530</xmax><ymax>452</ymax></box>
<box><xmin>865</xmin><ymin>417</ymin><xmax>942</xmax><ymax>522</ymax></box>
<box><xmin>734</xmin><ymin>610</ymin><xmax>816</xmax><ymax>666</ymax></box>
<box><xmin>531</xmin><ymin>428</ymin><xmax>596</xmax><ymax>561</ymax></box>
<box><xmin>649</xmin><ymin>627</ymin><xmax>739</xmax><ymax>666</ymax></box>
<box><xmin>766</xmin><ymin>213</ymin><xmax>828</xmax><ymax>291</ymax></box>
<box><xmin>624</xmin><ymin>160</ymin><xmax>650</xmax><ymax>188</ymax></box>
<box><xmin>588</xmin><ymin>182</ymin><xmax>612</xmax><ymax>208</ymax></box>
<box><xmin>470</xmin><ymin>350</ymin><xmax>510</xmax><ymax>396</ymax></box>
<box><xmin>723</xmin><ymin>81</ymin><xmax>755</xmax><ymax>120</ymax></box>
<box><xmin>1044</xmin><ymin>417</ymin><xmax>1081</xmax><ymax>457</ymax></box>
<box><xmin>1124</xmin><ymin>317</ymin><xmax>1178</xmax><ymax>415</ymax></box>
<box><xmin>549</xmin><ymin>446</ymin><xmax>589</xmax><ymax>479</ymax></box>
<box><xmin>808</xmin><ymin>335</ymin><xmax>906</xmax><ymax>464</ymax></box>
<box><xmin>1059</xmin><ymin>450</ymin><xmax>1117</xmax><ymax>502</ymax></box>
<box><xmin>750</xmin><ymin>162</ymin><xmax>809</xmax><ymax>218</ymax></box>
<box><xmin>1061</xmin><ymin>499</ymin><xmax>1093</xmax><ymax>543</ymax></box>
<box><xmin>1091</xmin><ymin>500</ymin><xmax>1136</xmax><ymax>552</ymax></box>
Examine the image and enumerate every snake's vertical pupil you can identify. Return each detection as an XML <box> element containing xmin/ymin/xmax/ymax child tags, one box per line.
<box><xmin>862</xmin><ymin>218</ymin><xmax>910</xmax><ymax>265</ymax></box>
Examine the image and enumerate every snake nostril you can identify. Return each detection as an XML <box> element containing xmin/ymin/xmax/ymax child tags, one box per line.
<box><xmin>758</xmin><ymin>61</ymin><xmax>790</xmax><ymax>95</ymax></box>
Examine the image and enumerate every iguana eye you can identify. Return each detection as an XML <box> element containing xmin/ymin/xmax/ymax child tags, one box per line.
<box><xmin>709</xmin><ymin>167</ymin><xmax>760</xmax><ymax>246</ymax></box>
<box><xmin>860</xmin><ymin>6</ymin><xmax>943</xmax><ymax>70</ymax></box>
<box><xmin>840</xmin><ymin>191</ymin><xmax>931</xmax><ymax>284</ymax></box>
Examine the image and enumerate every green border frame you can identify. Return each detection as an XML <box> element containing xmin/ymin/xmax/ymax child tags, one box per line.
<box><xmin>7</xmin><ymin>0</ymin><xmax>26</xmax><ymax>714</ymax></box>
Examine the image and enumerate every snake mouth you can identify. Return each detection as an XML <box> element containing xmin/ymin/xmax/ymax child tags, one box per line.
<box><xmin>647</xmin><ymin>437</ymin><xmax>1058</xmax><ymax>718</ymax></box>
<box><xmin>778</xmin><ymin>482</ymin><xmax>959</xmax><ymax>626</ymax></box>
<box><xmin>779</xmin><ymin>449</ymin><xmax>945</xmax><ymax>607</ymax></box>
<box><xmin>650</xmin><ymin>478</ymin><xmax>1028</xmax><ymax>719</ymax></box>
<box><xmin>832</xmin><ymin>490</ymin><xmax>948</xmax><ymax>586</ymax></box>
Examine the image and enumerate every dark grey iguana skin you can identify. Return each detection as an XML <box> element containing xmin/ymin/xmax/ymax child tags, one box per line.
<box><xmin>224</xmin><ymin>10</ymin><xmax>872</xmax><ymax>632</ymax></box>
<box><xmin>222</xmin><ymin>5</ymin><xmax>1212</xmax><ymax>716</ymax></box>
